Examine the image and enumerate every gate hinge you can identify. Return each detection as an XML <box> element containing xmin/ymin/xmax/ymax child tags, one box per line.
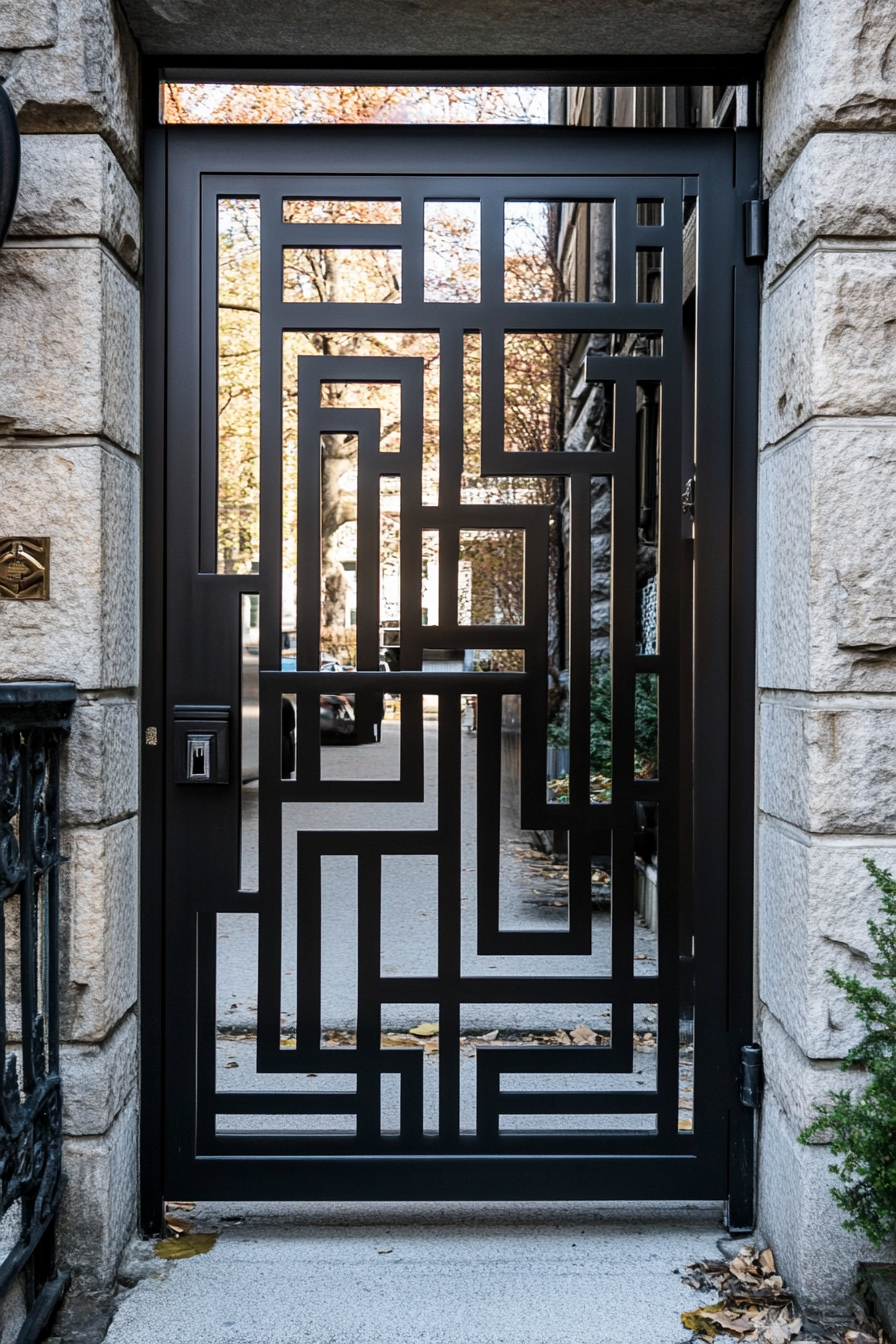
<box><xmin>744</xmin><ymin>199</ymin><xmax>769</xmax><ymax>263</ymax></box>
<box><xmin>681</xmin><ymin>477</ymin><xmax>695</xmax><ymax>520</ymax></box>
<box><xmin>740</xmin><ymin>1043</ymin><xmax>763</xmax><ymax>1108</ymax></box>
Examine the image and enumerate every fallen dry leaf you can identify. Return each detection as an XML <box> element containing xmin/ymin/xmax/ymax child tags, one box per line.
<box><xmin>570</xmin><ymin>1024</ymin><xmax>598</xmax><ymax>1045</ymax></box>
<box><xmin>155</xmin><ymin>1233</ymin><xmax>218</xmax><ymax>1261</ymax></box>
<box><xmin>681</xmin><ymin>1303</ymin><xmax>726</xmax><ymax>1339</ymax></box>
<box><xmin>758</xmin><ymin>1248</ymin><xmax>776</xmax><ymax>1276</ymax></box>
<box><xmin>165</xmin><ymin>1201</ymin><xmax>196</xmax><ymax>1212</ymax></box>
<box><xmin>408</xmin><ymin>1022</ymin><xmax>439</xmax><ymax>1037</ymax></box>
<box><xmin>164</xmin><ymin>1216</ymin><xmax>192</xmax><ymax>1236</ymax></box>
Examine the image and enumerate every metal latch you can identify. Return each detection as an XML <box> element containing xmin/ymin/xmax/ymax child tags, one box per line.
<box><xmin>740</xmin><ymin>1043</ymin><xmax>763</xmax><ymax>1107</ymax></box>
<box><xmin>173</xmin><ymin>705</ymin><xmax>230</xmax><ymax>784</ymax></box>
<box><xmin>744</xmin><ymin>200</ymin><xmax>768</xmax><ymax>263</ymax></box>
<box><xmin>682</xmin><ymin>477</ymin><xmax>696</xmax><ymax>520</ymax></box>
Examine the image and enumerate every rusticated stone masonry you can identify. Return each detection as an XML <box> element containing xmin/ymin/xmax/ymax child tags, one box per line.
<box><xmin>0</xmin><ymin>0</ymin><xmax>141</xmax><ymax>1314</ymax></box>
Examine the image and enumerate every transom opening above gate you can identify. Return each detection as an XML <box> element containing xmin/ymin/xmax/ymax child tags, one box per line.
<box><xmin>162</xmin><ymin>82</ymin><xmax>753</xmax><ymax>130</ymax></box>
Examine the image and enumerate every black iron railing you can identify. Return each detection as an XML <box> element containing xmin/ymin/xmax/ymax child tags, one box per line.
<box><xmin>0</xmin><ymin>685</ymin><xmax>75</xmax><ymax>1344</ymax></box>
<box><xmin>0</xmin><ymin>82</ymin><xmax>21</xmax><ymax>248</ymax></box>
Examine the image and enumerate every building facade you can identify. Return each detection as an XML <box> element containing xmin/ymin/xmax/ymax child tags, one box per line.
<box><xmin>1</xmin><ymin>0</ymin><xmax>895</xmax><ymax>1323</ymax></box>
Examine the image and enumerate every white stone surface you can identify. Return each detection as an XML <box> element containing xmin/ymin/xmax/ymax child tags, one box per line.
<box><xmin>760</xmin><ymin>250</ymin><xmax>896</xmax><ymax>447</ymax></box>
<box><xmin>60</xmin><ymin>817</ymin><xmax>138</xmax><ymax>1042</ymax></box>
<box><xmin>12</xmin><ymin>133</ymin><xmax>140</xmax><ymax>271</ymax></box>
<box><xmin>759</xmin><ymin>700</ymin><xmax>896</xmax><ymax>833</ymax></box>
<box><xmin>60</xmin><ymin>1011</ymin><xmax>138</xmax><ymax>1136</ymax></box>
<box><xmin>767</xmin><ymin>133</ymin><xmax>896</xmax><ymax>282</ymax></box>
<box><xmin>62</xmin><ymin>695</ymin><xmax>138</xmax><ymax>825</ymax></box>
<box><xmin>0</xmin><ymin>0</ymin><xmax>139</xmax><ymax>182</ymax></box>
<box><xmin>107</xmin><ymin>1201</ymin><xmax>728</xmax><ymax>1344</ymax></box>
<box><xmin>57</xmin><ymin>1093</ymin><xmax>138</xmax><ymax>1291</ymax></box>
<box><xmin>0</xmin><ymin>0</ymin><xmax>57</xmax><ymax>49</ymax></box>
<box><xmin>758</xmin><ymin>819</ymin><xmax>896</xmax><ymax>1056</ymax></box>
<box><xmin>0</xmin><ymin>444</ymin><xmax>139</xmax><ymax>688</ymax></box>
<box><xmin>764</xmin><ymin>0</ymin><xmax>896</xmax><ymax>191</ymax></box>
<box><xmin>759</xmin><ymin>1004</ymin><xmax>864</xmax><ymax>1138</ymax></box>
<box><xmin>758</xmin><ymin>1090</ymin><xmax>890</xmax><ymax>1309</ymax></box>
<box><xmin>0</xmin><ymin>245</ymin><xmax>140</xmax><ymax>452</ymax></box>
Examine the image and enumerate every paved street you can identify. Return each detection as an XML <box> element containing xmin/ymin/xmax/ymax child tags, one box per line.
<box><xmin>213</xmin><ymin>711</ymin><xmax>676</xmax><ymax>1140</ymax></box>
<box><xmin>106</xmin><ymin>1201</ymin><xmax>729</xmax><ymax>1344</ymax></box>
<box><xmin>221</xmin><ymin>716</ymin><xmax>659</xmax><ymax>1038</ymax></box>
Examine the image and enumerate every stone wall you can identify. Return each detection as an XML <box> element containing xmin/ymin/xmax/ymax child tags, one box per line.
<box><xmin>757</xmin><ymin>0</ymin><xmax>896</xmax><ymax>1308</ymax></box>
<box><xmin>0</xmin><ymin>0</ymin><xmax>141</xmax><ymax>1316</ymax></box>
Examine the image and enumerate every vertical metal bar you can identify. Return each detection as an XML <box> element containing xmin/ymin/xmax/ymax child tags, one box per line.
<box><xmin>140</xmin><ymin>65</ymin><xmax>169</xmax><ymax>1234</ymax></box>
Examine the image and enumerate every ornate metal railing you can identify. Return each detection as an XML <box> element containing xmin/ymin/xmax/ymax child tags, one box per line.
<box><xmin>0</xmin><ymin>81</ymin><xmax>21</xmax><ymax>248</ymax></box>
<box><xmin>0</xmin><ymin>685</ymin><xmax>74</xmax><ymax>1344</ymax></box>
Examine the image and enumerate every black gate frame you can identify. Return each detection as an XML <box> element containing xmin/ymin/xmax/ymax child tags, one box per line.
<box><xmin>140</xmin><ymin>55</ymin><xmax>761</xmax><ymax>1235</ymax></box>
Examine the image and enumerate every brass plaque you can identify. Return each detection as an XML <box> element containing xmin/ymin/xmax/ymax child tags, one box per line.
<box><xmin>0</xmin><ymin>538</ymin><xmax>50</xmax><ymax>601</ymax></box>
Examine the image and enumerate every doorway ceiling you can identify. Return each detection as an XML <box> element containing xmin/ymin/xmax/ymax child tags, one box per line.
<box><xmin>122</xmin><ymin>0</ymin><xmax>781</xmax><ymax>57</ymax></box>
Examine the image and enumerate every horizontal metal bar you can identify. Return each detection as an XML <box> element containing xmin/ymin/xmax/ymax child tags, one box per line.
<box><xmin>215</xmin><ymin>1093</ymin><xmax>358</xmax><ymax>1114</ymax></box>
<box><xmin>158</xmin><ymin>57</ymin><xmax>763</xmax><ymax>86</ymax></box>
<box><xmin>496</xmin><ymin>1092</ymin><xmax>658</xmax><ymax>1115</ymax></box>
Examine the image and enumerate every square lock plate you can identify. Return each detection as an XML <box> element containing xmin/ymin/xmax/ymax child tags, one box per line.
<box><xmin>173</xmin><ymin>705</ymin><xmax>230</xmax><ymax>783</ymax></box>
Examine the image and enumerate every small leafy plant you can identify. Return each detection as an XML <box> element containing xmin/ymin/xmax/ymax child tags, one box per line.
<box><xmin>799</xmin><ymin>859</ymin><xmax>896</xmax><ymax>1246</ymax></box>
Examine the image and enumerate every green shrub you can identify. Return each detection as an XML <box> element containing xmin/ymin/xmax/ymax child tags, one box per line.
<box><xmin>589</xmin><ymin>660</ymin><xmax>658</xmax><ymax>778</ymax></box>
<box><xmin>799</xmin><ymin>859</ymin><xmax>896</xmax><ymax>1246</ymax></box>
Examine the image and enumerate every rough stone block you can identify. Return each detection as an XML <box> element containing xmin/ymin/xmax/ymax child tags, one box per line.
<box><xmin>759</xmin><ymin>1090</ymin><xmax>889</xmax><ymax>1310</ymax></box>
<box><xmin>11</xmin><ymin>133</ymin><xmax>140</xmax><ymax>271</ymax></box>
<box><xmin>764</xmin><ymin>0</ymin><xmax>896</xmax><ymax>191</ymax></box>
<box><xmin>60</xmin><ymin>1011</ymin><xmax>137</xmax><ymax>1136</ymax></box>
<box><xmin>758</xmin><ymin>818</ymin><xmax>896</xmax><ymax>1056</ymax></box>
<box><xmin>761</xmin><ymin>250</ymin><xmax>896</xmax><ymax>447</ymax></box>
<box><xmin>0</xmin><ymin>244</ymin><xmax>140</xmax><ymax>452</ymax></box>
<box><xmin>62</xmin><ymin>695</ymin><xmax>138</xmax><ymax>826</ymax></box>
<box><xmin>759</xmin><ymin>700</ymin><xmax>896</xmax><ymax>834</ymax></box>
<box><xmin>759</xmin><ymin>1004</ymin><xmax>863</xmax><ymax>1136</ymax></box>
<box><xmin>60</xmin><ymin>817</ymin><xmax>138</xmax><ymax>1042</ymax></box>
<box><xmin>0</xmin><ymin>0</ymin><xmax>57</xmax><ymax>49</ymax></box>
<box><xmin>768</xmin><ymin>133</ymin><xmax>896</xmax><ymax>283</ymax></box>
<box><xmin>57</xmin><ymin>1092</ymin><xmax>138</xmax><ymax>1291</ymax></box>
<box><xmin>0</xmin><ymin>444</ymin><xmax>139</xmax><ymax>688</ymax></box>
<box><xmin>0</xmin><ymin>0</ymin><xmax>139</xmax><ymax>183</ymax></box>
<box><xmin>758</xmin><ymin>425</ymin><xmax>896</xmax><ymax>693</ymax></box>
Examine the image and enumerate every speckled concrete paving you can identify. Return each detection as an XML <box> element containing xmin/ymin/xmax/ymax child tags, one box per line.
<box><xmin>106</xmin><ymin>1202</ymin><xmax>733</xmax><ymax>1344</ymax></box>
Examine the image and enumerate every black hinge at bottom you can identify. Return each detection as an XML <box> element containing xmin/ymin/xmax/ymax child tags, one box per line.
<box><xmin>740</xmin><ymin>1043</ymin><xmax>763</xmax><ymax>1107</ymax></box>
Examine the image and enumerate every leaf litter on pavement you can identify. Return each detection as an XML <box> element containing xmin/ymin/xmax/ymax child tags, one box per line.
<box><xmin>681</xmin><ymin>1246</ymin><xmax>891</xmax><ymax>1344</ymax></box>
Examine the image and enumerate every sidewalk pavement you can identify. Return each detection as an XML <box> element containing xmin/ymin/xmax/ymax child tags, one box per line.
<box><xmin>104</xmin><ymin>1201</ymin><xmax>733</xmax><ymax>1344</ymax></box>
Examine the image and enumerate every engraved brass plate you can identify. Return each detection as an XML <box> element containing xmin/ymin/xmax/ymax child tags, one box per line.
<box><xmin>0</xmin><ymin>538</ymin><xmax>50</xmax><ymax>600</ymax></box>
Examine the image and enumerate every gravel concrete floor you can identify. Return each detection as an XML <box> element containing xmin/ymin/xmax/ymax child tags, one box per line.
<box><xmin>106</xmin><ymin>1201</ymin><xmax>732</xmax><ymax>1344</ymax></box>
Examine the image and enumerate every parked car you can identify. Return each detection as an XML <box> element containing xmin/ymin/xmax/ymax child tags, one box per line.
<box><xmin>320</xmin><ymin>693</ymin><xmax>355</xmax><ymax>738</ymax></box>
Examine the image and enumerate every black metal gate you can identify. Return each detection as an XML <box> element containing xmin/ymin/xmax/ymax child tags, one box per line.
<box><xmin>143</xmin><ymin>113</ymin><xmax>759</xmax><ymax>1226</ymax></box>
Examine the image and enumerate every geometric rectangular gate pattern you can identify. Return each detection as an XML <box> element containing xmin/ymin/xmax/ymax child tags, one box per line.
<box><xmin>152</xmin><ymin>127</ymin><xmax>758</xmax><ymax>1218</ymax></box>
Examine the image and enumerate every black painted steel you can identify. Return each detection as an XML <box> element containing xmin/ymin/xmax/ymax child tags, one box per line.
<box><xmin>0</xmin><ymin>84</ymin><xmax>20</xmax><ymax>249</ymax></box>
<box><xmin>0</xmin><ymin>684</ymin><xmax>74</xmax><ymax>1338</ymax></box>
<box><xmin>143</xmin><ymin>108</ymin><xmax>759</xmax><ymax>1220</ymax></box>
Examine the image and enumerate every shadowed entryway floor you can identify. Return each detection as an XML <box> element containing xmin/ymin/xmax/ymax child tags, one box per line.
<box><xmin>105</xmin><ymin>1202</ymin><xmax>730</xmax><ymax>1344</ymax></box>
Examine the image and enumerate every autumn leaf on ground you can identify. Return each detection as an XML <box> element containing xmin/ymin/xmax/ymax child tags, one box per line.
<box><xmin>681</xmin><ymin>1304</ymin><xmax>726</xmax><ymax>1339</ymax></box>
<box><xmin>155</xmin><ymin>1233</ymin><xmax>218</xmax><ymax>1261</ymax></box>
<box><xmin>408</xmin><ymin>1022</ymin><xmax>439</xmax><ymax>1037</ymax></box>
<box><xmin>569</xmin><ymin>1024</ymin><xmax>598</xmax><ymax>1045</ymax></box>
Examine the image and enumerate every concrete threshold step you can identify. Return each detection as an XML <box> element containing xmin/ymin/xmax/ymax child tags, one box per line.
<box><xmin>105</xmin><ymin>1200</ymin><xmax>731</xmax><ymax>1344</ymax></box>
